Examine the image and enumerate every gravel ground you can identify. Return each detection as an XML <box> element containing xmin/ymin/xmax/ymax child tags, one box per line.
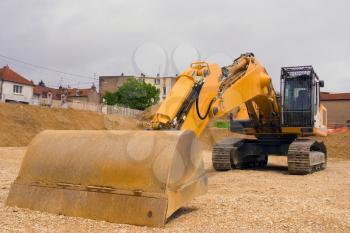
<box><xmin>0</xmin><ymin>147</ymin><xmax>349</xmax><ymax>233</ymax></box>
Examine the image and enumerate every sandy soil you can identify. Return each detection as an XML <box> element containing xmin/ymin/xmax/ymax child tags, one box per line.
<box><xmin>0</xmin><ymin>103</ymin><xmax>141</xmax><ymax>147</ymax></box>
<box><xmin>0</xmin><ymin>103</ymin><xmax>349</xmax><ymax>232</ymax></box>
<box><xmin>1</xmin><ymin>147</ymin><xmax>349</xmax><ymax>233</ymax></box>
<box><xmin>315</xmin><ymin>131</ymin><xmax>350</xmax><ymax>160</ymax></box>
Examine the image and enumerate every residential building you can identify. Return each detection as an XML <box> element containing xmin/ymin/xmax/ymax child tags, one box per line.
<box><xmin>141</xmin><ymin>75</ymin><xmax>176</xmax><ymax>100</ymax></box>
<box><xmin>99</xmin><ymin>74</ymin><xmax>134</xmax><ymax>102</ymax></box>
<box><xmin>320</xmin><ymin>92</ymin><xmax>350</xmax><ymax>124</ymax></box>
<box><xmin>33</xmin><ymin>82</ymin><xmax>99</xmax><ymax>107</ymax></box>
<box><xmin>66</xmin><ymin>84</ymin><xmax>100</xmax><ymax>104</ymax></box>
<box><xmin>0</xmin><ymin>65</ymin><xmax>34</xmax><ymax>104</ymax></box>
<box><xmin>33</xmin><ymin>84</ymin><xmax>63</xmax><ymax>107</ymax></box>
<box><xmin>99</xmin><ymin>74</ymin><xmax>176</xmax><ymax>103</ymax></box>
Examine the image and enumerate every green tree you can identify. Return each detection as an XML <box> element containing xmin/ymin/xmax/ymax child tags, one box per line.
<box><xmin>38</xmin><ymin>80</ymin><xmax>46</xmax><ymax>87</ymax></box>
<box><xmin>103</xmin><ymin>78</ymin><xmax>160</xmax><ymax>110</ymax></box>
<box><xmin>103</xmin><ymin>91</ymin><xmax>118</xmax><ymax>105</ymax></box>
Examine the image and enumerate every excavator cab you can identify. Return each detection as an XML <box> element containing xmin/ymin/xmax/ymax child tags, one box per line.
<box><xmin>280</xmin><ymin>66</ymin><xmax>327</xmax><ymax>134</ymax></box>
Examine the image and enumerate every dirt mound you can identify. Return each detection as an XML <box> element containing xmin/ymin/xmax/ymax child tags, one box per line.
<box><xmin>104</xmin><ymin>114</ymin><xmax>142</xmax><ymax>130</ymax></box>
<box><xmin>0</xmin><ymin>103</ymin><xmax>141</xmax><ymax>147</ymax></box>
<box><xmin>316</xmin><ymin>130</ymin><xmax>350</xmax><ymax>160</ymax></box>
<box><xmin>2</xmin><ymin>103</ymin><xmax>348</xmax><ymax>159</ymax></box>
<box><xmin>138</xmin><ymin>103</ymin><xmax>160</xmax><ymax>121</ymax></box>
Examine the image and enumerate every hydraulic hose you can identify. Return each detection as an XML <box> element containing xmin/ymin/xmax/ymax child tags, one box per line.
<box><xmin>195</xmin><ymin>96</ymin><xmax>215</xmax><ymax>120</ymax></box>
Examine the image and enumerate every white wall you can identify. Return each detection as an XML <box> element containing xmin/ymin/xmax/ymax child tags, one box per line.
<box><xmin>1</xmin><ymin>81</ymin><xmax>33</xmax><ymax>103</ymax></box>
<box><xmin>143</xmin><ymin>77</ymin><xmax>175</xmax><ymax>101</ymax></box>
<box><xmin>0</xmin><ymin>80</ymin><xmax>2</xmax><ymax>101</ymax></box>
<box><xmin>31</xmin><ymin>95</ymin><xmax>40</xmax><ymax>105</ymax></box>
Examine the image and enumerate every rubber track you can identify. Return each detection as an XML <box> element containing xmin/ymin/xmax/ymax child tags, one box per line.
<box><xmin>212</xmin><ymin>139</ymin><xmax>242</xmax><ymax>171</ymax></box>
<box><xmin>287</xmin><ymin>139</ymin><xmax>326</xmax><ymax>175</ymax></box>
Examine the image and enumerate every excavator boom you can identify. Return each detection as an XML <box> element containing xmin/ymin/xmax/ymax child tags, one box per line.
<box><xmin>152</xmin><ymin>53</ymin><xmax>281</xmax><ymax>135</ymax></box>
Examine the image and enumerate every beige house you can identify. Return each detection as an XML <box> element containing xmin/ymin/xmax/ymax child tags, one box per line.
<box><xmin>140</xmin><ymin>75</ymin><xmax>176</xmax><ymax>100</ymax></box>
<box><xmin>99</xmin><ymin>74</ymin><xmax>176</xmax><ymax>103</ymax></box>
<box><xmin>320</xmin><ymin>92</ymin><xmax>350</xmax><ymax>124</ymax></box>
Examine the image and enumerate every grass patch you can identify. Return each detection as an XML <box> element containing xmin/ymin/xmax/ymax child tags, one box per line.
<box><xmin>213</xmin><ymin>120</ymin><xmax>229</xmax><ymax>128</ymax></box>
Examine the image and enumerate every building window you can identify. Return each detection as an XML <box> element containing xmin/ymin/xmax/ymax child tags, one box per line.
<box><xmin>154</xmin><ymin>79</ymin><xmax>160</xmax><ymax>85</ymax></box>
<box><xmin>13</xmin><ymin>85</ymin><xmax>23</xmax><ymax>94</ymax></box>
<box><xmin>163</xmin><ymin>86</ymin><xmax>167</xmax><ymax>95</ymax></box>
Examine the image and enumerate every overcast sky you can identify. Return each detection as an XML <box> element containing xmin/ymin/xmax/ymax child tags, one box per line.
<box><xmin>0</xmin><ymin>0</ymin><xmax>349</xmax><ymax>92</ymax></box>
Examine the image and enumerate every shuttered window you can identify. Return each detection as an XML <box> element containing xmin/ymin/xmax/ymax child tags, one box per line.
<box><xmin>13</xmin><ymin>85</ymin><xmax>23</xmax><ymax>94</ymax></box>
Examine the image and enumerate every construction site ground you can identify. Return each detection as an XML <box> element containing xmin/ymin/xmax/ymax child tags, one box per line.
<box><xmin>0</xmin><ymin>104</ymin><xmax>349</xmax><ymax>232</ymax></box>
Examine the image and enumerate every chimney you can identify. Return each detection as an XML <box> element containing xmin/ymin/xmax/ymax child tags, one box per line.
<box><xmin>91</xmin><ymin>83</ymin><xmax>96</xmax><ymax>91</ymax></box>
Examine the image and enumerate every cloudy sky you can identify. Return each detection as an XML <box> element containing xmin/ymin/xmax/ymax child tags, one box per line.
<box><xmin>0</xmin><ymin>0</ymin><xmax>349</xmax><ymax>92</ymax></box>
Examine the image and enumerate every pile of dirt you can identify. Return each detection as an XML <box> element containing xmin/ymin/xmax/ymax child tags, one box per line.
<box><xmin>138</xmin><ymin>103</ymin><xmax>160</xmax><ymax>121</ymax></box>
<box><xmin>0</xmin><ymin>103</ymin><xmax>141</xmax><ymax>147</ymax></box>
<box><xmin>104</xmin><ymin>114</ymin><xmax>142</xmax><ymax>130</ymax></box>
<box><xmin>316</xmin><ymin>130</ymin><xmax>350</xmax><ymax>160</ymax></box>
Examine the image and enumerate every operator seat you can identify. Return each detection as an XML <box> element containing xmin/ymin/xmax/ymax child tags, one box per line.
<box><xmin>296</xmin><ymin>90</ymin><xmax>308</xmax><ymax>109</ymax></box>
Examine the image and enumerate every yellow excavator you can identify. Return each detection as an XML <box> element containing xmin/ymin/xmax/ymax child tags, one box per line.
<box><xmin>7</xmin><ymin>53</ymin><xmax>327</xmax><ymax>227</ymax></box>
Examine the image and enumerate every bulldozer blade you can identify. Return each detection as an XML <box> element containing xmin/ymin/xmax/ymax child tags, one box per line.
<box><xmin>6</xmin><ymin>130</ymin><xmax>207</xmax><ymax>227</ymax></box>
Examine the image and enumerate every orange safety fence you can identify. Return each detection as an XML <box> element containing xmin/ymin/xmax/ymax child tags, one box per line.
<box><xmin>327</xmin><ymin>123</ymin><xmax>349</xmax><ymax>135</ymax></box>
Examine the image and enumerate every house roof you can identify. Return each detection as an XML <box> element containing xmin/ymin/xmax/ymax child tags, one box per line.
<box><xmin>33</xmin><ymin>85</ymin><xmax>62</xmax><ymax>100</ymax></box>
<box><xmin>67</xmin><ymin>88</ymin><xmax>92</xmax><ymax>97</ymax></box>
<box><xmin>0</xmin><ymin>65</ymin><xmax>34</xmax><ymax>86</ymax></box>
<box><xmin>99</xmin><ymin>75</ymin><xmax>134</xmax><ymax>79</ymax></box>
<box><xmin>320</xmin><ymin>92</ymin><xmax>350</xmax><ymax>101</ymax></box>
<box><xmin>99</xmin><ymin>75</ymin><xmax>176</xmax><ymax>80</ymax></box>
<box><xmin>33</xmin><ymin>85</ymin><xmax>97</xmax><ymax>100</ymax></box>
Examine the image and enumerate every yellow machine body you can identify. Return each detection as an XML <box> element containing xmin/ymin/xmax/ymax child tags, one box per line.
<box><xmin>7</xmin><ymin>53</ymin><xmax>327</xmax><ymax>227</ymax></box>
<box><xmin>152</xmin><ymin>62</ymin><xmax>222</xmax><ymax>135</ymax></box>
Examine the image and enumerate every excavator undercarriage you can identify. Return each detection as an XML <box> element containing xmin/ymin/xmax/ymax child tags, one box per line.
<box><xmin>212</xmin><ymin>137</ymin><xmax>327</xmax><ymax>174</ymax></box>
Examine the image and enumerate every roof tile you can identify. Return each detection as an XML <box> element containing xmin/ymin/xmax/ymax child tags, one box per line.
<box><xmin>320</xmin><ymin>92</ymin><xmax>350</xmax><ymax>101</ymax></box>
<box><xmin>0</xmin><ymin>65</ymin><xmax>34</xmax><ymax>86</ymax></box>
<box><xmin>33</xmin><ymin>85</ymin><xmax>63</xmax><ymax>100</ymax></box>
